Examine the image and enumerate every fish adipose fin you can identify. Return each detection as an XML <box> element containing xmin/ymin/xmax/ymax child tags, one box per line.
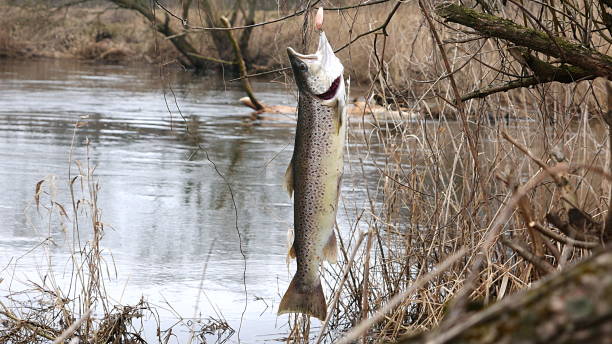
<box><xmin>323</xmin><ymin>232</ymin><xmax>338</xmax><ymax>263</ymax></box>
<box><xmin>278</xmin><ymin>276</ymin><xmax>327</xmax><ymax>321</ymax></box>
<box><xmin>288</xmin><ymin>245</ymin><xmax>296</xmax><ymax>259</ymax></box>
<box><xmin>284</xmin><ymin>160</ymin><xmax>294</xmax><ymax>198</ymax></box>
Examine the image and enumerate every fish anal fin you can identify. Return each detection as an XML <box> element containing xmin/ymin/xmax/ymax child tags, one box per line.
<box><xmin>286</xmin><ymin>245</ymin><xmax>296</xmax><ymax>266</ymax></box>
<box><xmin>278</xmin><ymin>276</ymin><xmax>327</xmax><ymax>321</ymax></box>
<box><xmin>286</xmin><ymin>228</ymin><xmax>296</xmax><ymax>265</ymax></box>
<box><xmin>284</xmin><ymin>160</ymin><xmax>294</xmax><ymax>199</ymax></box>
<box><xmin>323</xmin><ymin>232</ymin><xmax>338</xmax><ymax>263</ymax></box>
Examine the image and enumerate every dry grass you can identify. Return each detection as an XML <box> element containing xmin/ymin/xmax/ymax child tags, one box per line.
<box><xmin>0</xmin><ymin>129</ymin><xmax>233</xmax><ymax>343</ymax></box>
<box><xmin>0</xmin><ymin>26</ymin><xmax>29</xmax><ymax>58</ymax></box>
<box><xmin>305</xmin><ymin>0</ymin><xmax>611</xmax><ymax>341</ymax></box>
<box><xmin>0</xmin><ymin>2</ymin><xmax>175</xmax><ymax>62</ymax></box>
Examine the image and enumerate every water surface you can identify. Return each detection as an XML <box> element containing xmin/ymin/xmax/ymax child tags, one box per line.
<box><xmin>0</xmin><ymin>59</ymin><xmax>377</xmax><ymax>342</ymax></box>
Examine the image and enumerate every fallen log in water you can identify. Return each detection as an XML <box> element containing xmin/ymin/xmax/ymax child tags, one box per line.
<box><xmin>238</xmin><ymin>97</ymin><xmax>419</xmax><ymax>121</ymax></box>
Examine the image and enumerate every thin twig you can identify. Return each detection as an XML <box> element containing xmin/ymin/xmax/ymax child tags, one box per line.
<box><xmin>314</xmin><ymin>231</ymin><xmax>367</xmax><ymax>344</ymax></box>
<box><xmin>531</xmin><ymin>222</ymin><xmax>599</xmax><ymax>249</ymax></box>
<box><xmin>52</xmin><ymin>309</ymin><xmax>91</xmax><ymax>344</ymax></box>
<box><xmin>502</xmin><ymin>239</ymin><xmax>555</xmax><ymax>274</ymax></box>
<box><xmin>335</xmin><ymin>248</ymin><xmax>467</xmax><ymax>344</ymax></box>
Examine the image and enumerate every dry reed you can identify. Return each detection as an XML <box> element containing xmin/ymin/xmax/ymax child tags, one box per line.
<box><xmin>0</xmin><ymin>123</ymin><xmax>233</xmax><ymax>343</ymax></box>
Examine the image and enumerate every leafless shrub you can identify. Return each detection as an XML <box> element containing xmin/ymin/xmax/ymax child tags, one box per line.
<box><xmin>312</xmin><ymin>0</ymin><xmax>611</xmax><ymax>342</ymax></box>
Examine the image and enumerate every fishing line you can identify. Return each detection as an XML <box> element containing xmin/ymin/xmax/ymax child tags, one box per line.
<box><xmin>148</xmin><ymin>0</ymin><xmax>249</xmax><ymax>341</ymax></box>
<box><xmin>164</xmin><ymin>82</ymin><xmax>249</xmax><ymax>341</ymax></box>
<box><xmin>256</xmin><ymin>141</ymin><xmax>292</xmax><ymax>178</ymax></box>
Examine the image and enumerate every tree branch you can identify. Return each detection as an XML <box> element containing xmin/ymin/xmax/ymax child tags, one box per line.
<box><xmin>397</xmin><ymin>246</ymin><xmax>612</xmax><ymax>344</ymax></box>
<box><xmin>501</xmin><ymin>238</ymin><xmax>555</xmax><ymax>274</ymax></box>
<box><xmin>109</xmin><ymin>0</ymin><xmax>208</xmax><ymax>70</ymax></box>
<box><xmin>436</xmin><ymin>4</ymin><xmax>612</xmax><ymax>79</ymax></box>
<box><xmin>220</xmin><ymin>16</ymin><xmax>263</xmax><ymax>111</ymax></box>
<box><xmin>461</xmin><ymin>49</ymin><xmax>596</xmax><ymax>101</ymax></box>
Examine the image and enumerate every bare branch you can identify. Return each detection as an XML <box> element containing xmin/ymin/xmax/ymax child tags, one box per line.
<box><xmin>501</xmin><ymin>239</ymin><xmax>555</xmax><ymax>274</ymax></box>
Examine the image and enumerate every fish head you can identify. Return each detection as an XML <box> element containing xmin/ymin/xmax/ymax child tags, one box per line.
<box><xmin>287</xmin><ymin>32</ymin><xmax>344</xmax><ymax>101</ymax></box>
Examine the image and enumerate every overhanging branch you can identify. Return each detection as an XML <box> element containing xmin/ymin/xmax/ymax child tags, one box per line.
<box><xmin>461</xmin><ymin>49</ymin><xmax>596</xmax><ymax>101</ymax></box>
<box><xmin>436</xmin><ymin>4</ymin><xmax>612</xmax><ymax>79</ymax></box>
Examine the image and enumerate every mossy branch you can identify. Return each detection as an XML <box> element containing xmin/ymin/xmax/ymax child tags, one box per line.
<box><xmin>461</xmin><ymin>50</ymin><xmax>596</xmax><ymax>101</ymax></box>
<box><xmin>436</xmin><ymin>4</ymin><xmax>612</xmax><ymax>79</ymax></box>
<box><xmin>397</xmin><ymin>246</ymin><xmax>612</xmax><ymax>344</ymax></box>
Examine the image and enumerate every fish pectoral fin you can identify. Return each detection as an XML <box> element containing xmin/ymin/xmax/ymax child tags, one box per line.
<box><xmin>286</xmin><ymin>245</ymin><xmax>296</xmax><ymax>267</ymax></box>
<box><xmin>284</xmin><ymin>160</ymin><xmax>294</xmax><ymax>199</ymax></box>
<box><xmin>322</xmin><ymin>99</ymin><xmax>342</xmax><ymax>134</ymax></box>
<box><xmin>322</xmin><ymin>232</ymin><xmax>338</xmax><ymax>263</ymax></box>
<box><xmin>335</xmin><ymin>105</ymin><xmax>343</xmax><ymax>135</ymax></box>
<box><xmin>321</xmin><ymin>97</ymin><xmax>338</xmax><ymax>107</ymax></box>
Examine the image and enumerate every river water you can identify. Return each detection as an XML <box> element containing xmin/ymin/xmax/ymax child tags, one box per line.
<box><xmin>0</xmin><ymin>59</ymin><xmax>378</xmax><ymax>342</ymax></box>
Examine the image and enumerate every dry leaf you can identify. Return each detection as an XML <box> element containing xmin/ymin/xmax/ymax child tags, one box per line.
<box><xmin>34</xmin><ymin>180</ymin><xmax>44</xmax><ymax>209</ymax></box>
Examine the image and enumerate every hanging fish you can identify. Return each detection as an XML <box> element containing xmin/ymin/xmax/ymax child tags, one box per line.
<box><xmin>278</xmin><ymin>15</ymin><xmax>348</xmax><ymax>321</ymax></box>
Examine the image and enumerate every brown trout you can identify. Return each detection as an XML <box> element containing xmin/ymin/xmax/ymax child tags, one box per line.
<box><xmin>278</xmin><ymin>31</ymin><xmax>347</xmax><ymax>321</ymax></box>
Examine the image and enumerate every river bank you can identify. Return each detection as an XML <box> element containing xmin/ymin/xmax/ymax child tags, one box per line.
<box><xmin>0</xmin><ymin>2</ymin><xmax>435</xmax><ymax>92</ymax></box>
<box><xmin>0</xmin><ymin>3</ymin><xmax>401</xmax><ymax>75</ymax></box>
<box><xmin>2</xmin><ymin>1</ymin><xmax>607</xmax><ymax>119</ymax></box>
<box><xmin>0</xmin><ymin>3</ymin><xmax>172</xmax><ymax>62</ymax></box>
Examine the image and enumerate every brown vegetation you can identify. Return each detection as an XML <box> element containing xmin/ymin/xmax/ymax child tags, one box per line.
<box><xmin>0</xmin><ymin>2</ymin><xmax>162</xmax><ymax>61</ymax></box>
<box><xmin>0</xmin><ymin>1</ymin><xmax>431</xmax><ymax>86</ymax></box>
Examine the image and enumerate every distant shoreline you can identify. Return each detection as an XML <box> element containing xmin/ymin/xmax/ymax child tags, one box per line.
<box><xmin>0</xmin><ymin>2</ymin><xmax>414</xmax><ymax>86</ymax></box>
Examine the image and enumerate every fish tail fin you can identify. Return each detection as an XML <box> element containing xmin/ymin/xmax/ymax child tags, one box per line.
<box><xmin>278</xmin><ymin>275</ymin><xmax>326</xmax><ymax>321</ymax></box>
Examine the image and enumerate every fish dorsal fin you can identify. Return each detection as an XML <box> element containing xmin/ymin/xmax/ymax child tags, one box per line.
<box><xmin>335</xmin><ymin>98</ymin><xmax>343</xmax><ymax>134</ymax></box>
<box><xmin>284</xmin><ymin>159</ymin><xmax>294</xmax><ymax>199</ymax></box>
<box><xmin>323</xmin><ymin>232</ymin><xmax>338</xmax><ymax>263</ymax></box>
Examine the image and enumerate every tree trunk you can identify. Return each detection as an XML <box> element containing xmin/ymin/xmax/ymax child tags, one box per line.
<box><xmin>199</xmin><ymin>0</ymin><xmax>234</xmax><ymax>62</ymax></box>
<box><xmin>109</xmin><ymin>0</ymin><xmax>209</xmax><ymax>71</ymax></box>
<box><xmin>397</xmin><ymin>246</ymin><xmax>612</xmax><ymax>344</ymax></box>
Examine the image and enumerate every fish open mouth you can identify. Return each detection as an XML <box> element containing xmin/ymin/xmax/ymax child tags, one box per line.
<box><xmin>315</xmin><ymin>76</ymin><xmax>340</xmax><ymax>100</ymax></box>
